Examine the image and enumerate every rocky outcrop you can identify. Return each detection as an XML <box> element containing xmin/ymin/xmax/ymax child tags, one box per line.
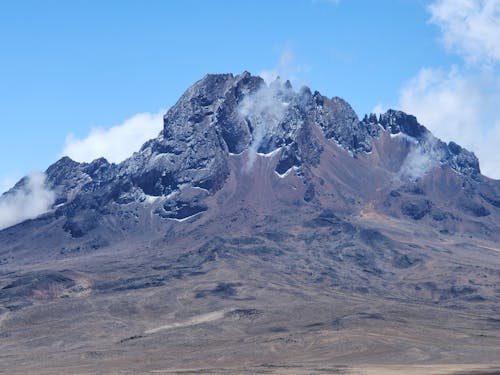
<box><xmin>379</xmin><ymin>110</ymin><xmax>428</xmax><ymax>139</ymax></box>
<box><xmin>2</xmin><ymin>71</ymin><xmax>484</xmax><ymax>233</ymax></box>
<box><xmin>311</xmin><ymin>93</ymin><xmax>378</xmax><ymax>153</ymax></box>
<box><xmin>444</xmin><ymin>141</ymin><xmax>480</xmax><ymax>178</ymax></box>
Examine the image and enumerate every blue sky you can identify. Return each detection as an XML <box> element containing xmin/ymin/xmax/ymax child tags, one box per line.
<box><xmin>1</xmin><ymin>0</ymin><xmax>499</xmax><ymax>192</ymax></box>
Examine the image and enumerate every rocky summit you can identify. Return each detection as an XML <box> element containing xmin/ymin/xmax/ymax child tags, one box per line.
<box><xmin>0</xmin><ymin>72</ymin><xmax>499</xmax><ymax>374</ymax></box>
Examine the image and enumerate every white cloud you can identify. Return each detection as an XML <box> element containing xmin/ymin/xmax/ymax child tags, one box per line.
<box><xmin>480</xmin><ymin>119</ymin><xmax>500</xmax><ymax>178</ymax></box>
<box><xmin>399</xmin><ymin>67</ymin><xmax>481</xmax><ymax>143</ymax></box>
<box><xmin>398</xmin><ymin>135</ymin><xmax>444</xmax><ymax>181</ymax></box>
<box><xmin>372</xmin><ymin>103</ymin><xmax>386</xmax><ymax>116</ymax></box>
<box><xmin>0</xmin><ymin>172</ymin><xmax>55</xmax><ymax>230</ymax></box>
<box><xmin>399</xmin><ymin>67</ymin><xmax>500</xmax><ymax>179</ymax></box>
<box><xmin>238</xmin><ymin>80</ymin><xmax>289</xmax><ymax>169</ymax></box>
<box><xmin>243</xmin><ymin>47</ymin><xmax>309</xmax><ymax>169</ymax></box>
<box><xmin>429</xmin><ymin>0</ymin><xmax>500</xmax><ymax>64</ymax></box>
<box><xmin>395</xmin><ymin>0</ymin><xmax>500</xmax><ymax>179</ymax></box>
<box><xmin>259</xmin><ymin>48</ymin><xmax>294</xmax><ymax>85</ymax></box>
<box><xmin>0</xmin><ymin>176</ymin><xmax>18</xmax><ymax>195</ymax></box>
<box><xmin>259</xmin><ymin>47</ymin><xmax>310</xmax><ymax>87</ymax></box>
<box><xmin>62</xmin><ymin>110</ymin><xmax>164</xmax><ymax>163</ymax></box>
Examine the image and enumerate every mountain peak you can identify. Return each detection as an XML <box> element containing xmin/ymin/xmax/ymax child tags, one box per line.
<box><xmin>1</xmin><ymin>72</ymin><xmax>500</xmax><ymax>373</ymax></box>
<box><xmin>38</xmin><ymin>72</ymin><xmax>483</xmax><ymax>213</ymax></box>
<box><xmin>379</xmin><ymin>109</ymin><xmax>428</xmax><ymax>139</ymax></box>
<box><xmin>1</xmin><ymin>72</ymin><xmax>495</xmax><ymax>237</ymax></box>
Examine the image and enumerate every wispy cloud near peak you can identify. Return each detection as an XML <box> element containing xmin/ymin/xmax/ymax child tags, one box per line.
<box><xmin>0</xmin><ymin>172</ymin><xmax>55</xmax><ymax>230</ymax></box>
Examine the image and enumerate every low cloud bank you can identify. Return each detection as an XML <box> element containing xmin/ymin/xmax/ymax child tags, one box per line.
<box><xmin>0</xmin><ymin>176</ymin><xmax>18</xmax><ymax>195</ymax></box>
<box><xmin>62</xmin><ymin>111</ymin><xmax>164</xmax><ymax>163</ymax></box>
<box><xmin>0</xmin><ymin>172</ymin><xmax>55</xmax><ymax>230</ymax></box>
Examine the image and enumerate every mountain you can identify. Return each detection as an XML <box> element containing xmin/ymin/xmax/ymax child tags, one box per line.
<box><xmin>0</xmin><ymin>72</ymin><xmax>499</xmax><ymax>374</ymax></box>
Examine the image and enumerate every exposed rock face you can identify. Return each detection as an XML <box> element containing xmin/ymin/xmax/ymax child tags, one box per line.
<box><xmin>445</xmin><ymin>141</ymin><xmax>480</xmax><ymax>178</ymax></box>
<box><xmin>122</xmin><ymin>73</ymin><xmax>262</xmax><ymax>198</ymax></box>
<box><xmin>378</xmin><ymin>110</ymin><xmax>428</xmax><ymax>139</ymax></box>
<box><xmin>312</xmin><ymin>93</ymin><xmax>378</xmax><ymax>153</ymax></box>
<box><xmin>375</xmin><ymin>110</ymin><xmax>480</xmax><ymax>178</ymax></box>
<box><xmin>0</xmin><ymin>72</ymin><xmax>495</xmax><ymax>236</ymax></box>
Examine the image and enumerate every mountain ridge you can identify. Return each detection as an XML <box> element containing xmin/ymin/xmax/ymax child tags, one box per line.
<box><xmin>0</xmin><ymin>72</ymin><xmax>499</xmax><ymax>374</ymax></box>
<box><xmin>36</xmin><ymin>72</ymin><xmax>496</xmax><ymax>235</ymax></box>
<box><xmin>4</xmin><ymin>72</ymin><xmax>486</xmax><ymax>218</ymax></box>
